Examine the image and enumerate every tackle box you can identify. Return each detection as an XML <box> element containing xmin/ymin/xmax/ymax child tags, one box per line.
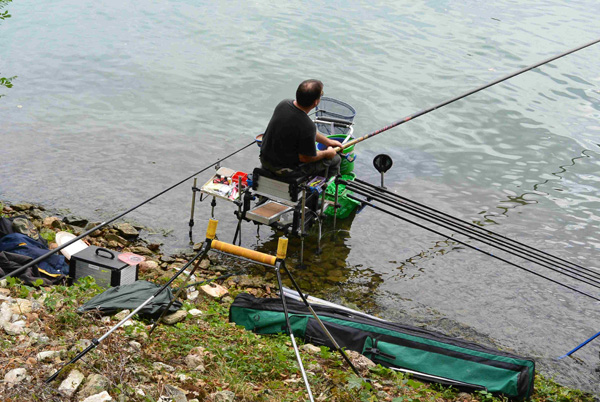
<box><xmin>69</xmin><ymin>246</ymin><xmax>138</xmax><ymax>288</ymax></box>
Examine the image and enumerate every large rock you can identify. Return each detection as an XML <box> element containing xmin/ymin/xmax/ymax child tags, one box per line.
<box><xmin>114</xmin><ymin>223</ymin><xmax>139</xmax><ymax>238</ymax></box>
<box><xmin>4</xmin><ymin>367</ymin><xmax>28</xmax><ymax>386</ymax></box>
<box><xmin>58</xmin><ymin>369</ymin><xmax>85</xmax><ymax>397</ymax></box>
<box><xmin>11</xmin><ymin>203</ymin><xmax>33</xmax><ymax>211</ymax></box>
<box><xmin>162</xmin><ymin>310</ymin><xmax>187</xmax><ymax>325</ymax></box>
<box><xmin>64</xmin><ymin>216</ymin><xmax>89</xmax><ymax>227</ymax></box>
<box><xmin>79</xmin><ymin>374</ymin><xmax>110</xmax><ymax>400</ymax></box>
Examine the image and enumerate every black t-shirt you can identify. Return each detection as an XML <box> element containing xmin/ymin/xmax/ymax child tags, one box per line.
<box><xmin>260</xmin><ymin>99</ymin><xmax>317</xmax><ymax>169</ymax></box>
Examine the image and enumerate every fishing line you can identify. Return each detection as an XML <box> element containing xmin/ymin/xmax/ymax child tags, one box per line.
<box><xmin>347</xmin><ymin>182</ymin><xmax>600</xmax><ymax>288</ymax></box>
<box><xmin>1</xmin><ymin>140</ymin><xmax>257</xmax><ymax>281</ymax></box>
<box><xmin>352</xmin><ymin>178</ymin><xmax>600</xmax><ymax>280</ymax></box>
<box><xmin>349</xmin><ymin>195</ymin><xmax>600</xmax><ymax>302</ymax></box>
<box><xmin>336</xmin><ymin>37</ymin><xmax>600</xmax><ymax>153</ymax></box>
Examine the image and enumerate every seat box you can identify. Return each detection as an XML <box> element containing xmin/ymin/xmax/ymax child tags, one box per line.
<box><xmin>70</xmin><ymin>246</ymin><xmax>138</xmax><ymax>288</ymax></box>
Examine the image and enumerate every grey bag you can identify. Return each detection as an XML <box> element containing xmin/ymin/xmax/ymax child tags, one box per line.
<box><xmin>78</xmin><ymin>280</ymin><xmax>182</xmax><ymax>317</ymax></box>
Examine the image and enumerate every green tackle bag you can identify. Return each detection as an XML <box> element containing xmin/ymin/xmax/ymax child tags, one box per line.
<box><xmin>229</xmin><ymin>293</ymin><xmax>535</xmax><ymax>399</ymax></box>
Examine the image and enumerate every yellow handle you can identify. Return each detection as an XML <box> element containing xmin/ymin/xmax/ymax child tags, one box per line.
<box><xmin>211</xmin><ymin>240</ymin><xmax>277</xmax><ymax>265</ymax></box>
<box><xmin>276</xmin><ymin>237</ymin><xmax>288</xmax><ymax>260</ymax></box>
<box><xmin>206</xmin><ymin>219</ymin><xmax>218</xmax><ymax>240</ymax></box>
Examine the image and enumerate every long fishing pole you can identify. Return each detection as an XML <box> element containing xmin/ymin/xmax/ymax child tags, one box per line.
<box><xmin>335</xmin><ymin>37</ymin><xmax>600</xmax><ymax>153</ymax></box>
<box><xmin>347</xmin><ymin>182</ymin><xmax>600</xmax><ymax>289</ymax></box>
<box><xmin>1</xmin><ymin>140</ymin><xmax>257</xmax><ymax>281</ymax></box>
<box><xmin>348</xmin><ymin>179</ymin><xmax>600</xmax><ymax>284</ymax></box>
<box><xmin>354</xmin><ymin>178</ymin><xmax>600</xmax><ymax>278</ymax></box>
<box><xmin>348</xmin><ymin>195</ymin><xmax>600</xmax><ymax>302</ymax></box>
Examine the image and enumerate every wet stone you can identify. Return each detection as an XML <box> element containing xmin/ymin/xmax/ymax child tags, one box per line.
<box><xmin>64</xmin><ymin>216</ymin><xmax>89</xmax><ymax>227</ymax></box>
<box><xmin>114</xmin><ymin>223</ymin><xmax>139</xmax><ymax>238</ymax></box>
<box><xmin>130</xmin><ymin>246</ymin><xmax>153</xmax><ymax>256</ymax></box>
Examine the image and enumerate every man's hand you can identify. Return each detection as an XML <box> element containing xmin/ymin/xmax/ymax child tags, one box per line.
<box><xmin>322</xmin><ymin>146</ymin><xmax>337</xmax><ymax>159</ymax></box>
<box><xmin>327</xmin><ymin>138</ymin><xmax>343</xmax><ymax>148</ymax></box>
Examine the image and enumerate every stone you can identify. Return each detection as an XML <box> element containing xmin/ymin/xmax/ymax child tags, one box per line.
<box><xmin>51</xmin><ymin>219</ymin><xmax>68</xmax><ymax>230</ymax></box>
<box><xmin>3</xmin><ymin>320</ymin><xmax>26</xmax><ymax>336</ymax></box>
<box><xmin>209</xmin><ymin>390</ymin><xmax>235</xmax><ymax>402</ymax></box>
<box><xmin>186</xmin><ymin>290</ymin><xmax>199</xmax><ymax>301</ymax></box>
<box><xmin>11</xmin><ymin>298</ymin><xmax>33</xmax><ymax>314</ymax></box>
<box><xmin>236</xmin><ymin>275</ymin><xmax>263</xmax><ymax>288</ymax></box>
<box><xmin>12</xmin><ymin>203</ymin><xmax>33</xmax><ymax>211</ymax></box>
<box><xmin>1</xmin><ymin>302</ymin><xmax>12</xmax><ymax>322</ymax></box>
<box><xmin>58</xmin><ymin>369</ymin><xmax>85</xmax><ymax>397</ymax></box>
<box><xmin>79</xmin><ymin>374</ymin><xmax>110</xmax><ymax>400</ymax></box>
<box><xmin>162</xmin><ymin>310</ymin><xmax>187</xmax><ymax>325</ymax></box>
<box><xmin>130</xmin><ymin>246</ymin><xmax>153</xmax><ymax>256</ymax></box>
<box><xmin>105</xmin><ymin>233</ymin><xmax>129</xmax><ymax>245</ymax></box>
<box><xmin>114</xmin><ymin>223</ymin><xmax>139</xmax><ymax>238</ymax></box>
<box><xmin>199</xmin><ymin>259</ymin><xmax>211</xmax><ymax>269</ymax></box>
<box><xmin>300</xmin><ymin>344</ymin><xmax>321</xmax><ymax>354</ymax></box>
<box><xmin>42</xmin><ymin>216</ymin><xmax>61</xmax><ymax>228</ymax></box>
<box><xmin>113</xmin><ymin>310</ymin><xmax>131</xmax><ymax>321</ymax></box>
<box><xmin>139</xmin><ymin>260</ymin><xmax>160</xmax><ymax>274</ymax></box>
<box><xmin>346</xmin><ymin>350</ymin><xmax>376</xmax><ymax>374</ymax></box>
<box><xmin>64</xmin><ymin>216</ymin><xmax>89</xmax><ymax>227</ymax></box>
<box><xmin>164</xmin><ymin>384</ymin><xmax>187</xmax><ymax>402</ymax></box>
<box><xmin>4</xmin><ymin>367</ymin><xmax>27</xmax><ymax>386</ymax></box>
<box><xmin>188</xmin><ymin>309</ymin><xmax>202</xmax><ymax>317</ymax></box>
<box><xmin>30</xmin><ymin>208</ymin><xmax>50</xmax><ymax>220</ymax></box>
<box><xmin>200</xmin><ymin>283</ymin><xmax>228</xmax><ymax>298</ymax></box>
<box><xmin>153</xmin><ymin>362</ymin><xmax>176</xmax><ymax>372</ymax></box>
<box><xmin>81</xmin><ymin>391</ymin><xmax>113</xmax><ymax>402</ymax></box>
<box><xmin>36</xmin><ymin>350</ymin><xmax>62</xmax><ymax>362</ymax></box>
<box><xmin>84</xmin><ymin>222</ymin><xmax>104</xmax><ymax>236</ymax></box>
<box><xmin>160</xmin><ymin>255</ymin><xmax>174</xmax><ymax>263</ymax></box>
<box><xmin>129</xmin><ymin>340</ymin><xmax>142</xmax><ymax>351</ymax></box>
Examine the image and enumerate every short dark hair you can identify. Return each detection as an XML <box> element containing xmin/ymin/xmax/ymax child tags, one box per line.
<box><xmin>296</xmin><ymin>79</ymin><xmax>323</xmax><ymax>108</ymax></box>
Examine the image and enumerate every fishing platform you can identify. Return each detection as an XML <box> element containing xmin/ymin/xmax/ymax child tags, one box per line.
<box><xmin>188</xmin><ymin>97</ymin><xmax>364</xmax><ymax>244</ymax></box>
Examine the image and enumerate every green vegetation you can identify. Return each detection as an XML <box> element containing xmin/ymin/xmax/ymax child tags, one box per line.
<box><xmin>0</xmin><ymin>0</ymin><xmax>16</xmax><ymax>98</ymax></box>
<box><xmin>1</xmin><ymin>275</ymin><xmax>594</xmax><ymax>402</ymax></box>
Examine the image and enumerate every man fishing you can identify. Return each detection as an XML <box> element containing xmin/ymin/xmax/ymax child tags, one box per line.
<box><xmin>259</xmin><ymin>79</ymin><xmax>342</xmax><ymax>178</ymax></box>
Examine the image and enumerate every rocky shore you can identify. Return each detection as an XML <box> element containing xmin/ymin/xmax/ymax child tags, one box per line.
<box><xmin>0</xmin><ymin>201</ymin><xmax>594</xmax><ymax>402</ymax></box>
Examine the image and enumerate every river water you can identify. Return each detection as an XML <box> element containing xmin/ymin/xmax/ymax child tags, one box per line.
<box><xmin>1</xmin><ymin>0</ymin><xmax>600</xmax><ymax>395</ymax></box>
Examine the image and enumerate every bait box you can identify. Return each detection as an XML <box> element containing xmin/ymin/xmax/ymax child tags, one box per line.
<box><xmin>69</xmin><ymin>246</ymin><xmax>138</xmax><ymax>288</ymax></box>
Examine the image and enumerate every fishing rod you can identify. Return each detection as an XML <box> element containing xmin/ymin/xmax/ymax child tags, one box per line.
<box><xmin>0</xmin><ymin>140</ymin><xmax>257</xmax><ymax>281</ymax></box>
<box><xmin>335</xmin><ymin>37</ymin><xmax>600</xmax><ymax>153</ymax></box>
<box><xmin>347</xmin><ymin>194</ymin><xmax>600</xmax><ymax>302</ymax></box>
<box><xmin>356</xmin><ymin>176</ymin><xmax>600</xmax><ymax>278</ymax></box>
<box><xmin>346</xmin><ymin>181</ymin><xmax>600</xmax><ymax>289</ymax></box>
<box><xmin>349</xmin><ymin>179</ymin><xmax>600</xmax><ymax>284</ymax></box>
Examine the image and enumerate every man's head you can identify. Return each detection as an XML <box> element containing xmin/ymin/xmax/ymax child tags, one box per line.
<box><xmin>296</xmin><ymin>79</ymin><xmax>323</xmax><ymax>108</ymax></box>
